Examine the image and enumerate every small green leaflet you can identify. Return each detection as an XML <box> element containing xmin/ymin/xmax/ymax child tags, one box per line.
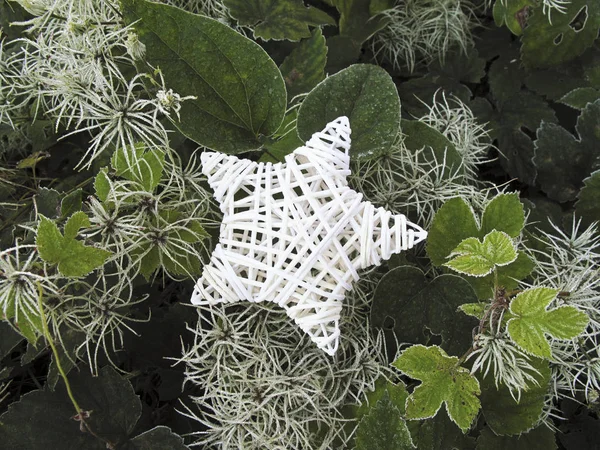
<box><xmin>36</xmin><ymin>212</ymin><xmax>111</xmax><ymax>277</ymax></box>
<box><xmin>445</xmin><ymin>230</ymin><xmax>518</xmax><ymax>277</ymax></box>
<box><xmin>111</xmin><ymin>144</ymin><xmax>165</xmax><ymax>192</ymax></box>
<box><xmin>507</xmin><ymin>287</ymin><xmax>589</xmax><ymax>358</ymax></box>
<box><xmin>459</xmin><ymin>302</ymin><xmax>487</xmax><ymax>320</ymax></box>
<box><xmin>393</xmin><ymin>345</ymin><xmax>481</xmax><ymax>433</ymax></box>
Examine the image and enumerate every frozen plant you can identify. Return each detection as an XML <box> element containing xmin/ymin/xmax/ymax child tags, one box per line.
<box><xmin>1</xmin><ymin>0</ymin><xmax>195</xmax><ymax>168</ymax></box>
<box><xmin>369</xmin><ymin>0</ymin><xmax>478</xmax><ymax>72</ymax></box>
<box><xmin>179</xmin><ymin>269</ymin><xmax>391</xmax><ymax>449</ymax></box>
<box><xmin>418</xmin><ymin>92</ymin><xmax>494</xmax><ymax>181</ymax></box>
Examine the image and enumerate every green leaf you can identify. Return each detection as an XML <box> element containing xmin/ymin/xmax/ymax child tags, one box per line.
<box><xmin>445</xmin><ymin>231</ymin><xmax>518</xmax><ymax>277</ymax></box>
<box><xmin>60</xmin><ymin>189</ymin><xmax>82</xmax><ymax>218</ymax></box>
<box><xmin>121</xmin><ymin>0</ymin><xmax>286</xmax><ymax>153</ymax></box>
<box><xmin>401</xmin><ymin>120</ymin><xmax>463</xmax><ymax>179</ymax></box>
<box><xmin>459</xmin><ymin>303</ymin><xmax>487</xmax><ymax>320</ymax></box>
<box><xmin>94</xmin><ymin>168</ymin><xmax>111</xmax><ymax>202</ymax></box>
<box><xmin>36</xmin><ymin>214</ymin><xmax>111</xmax><ymax>277</ymax></box>
<box><xmin>126</xmin><ymin>426</ymin><xmax>189</xmax><ymax>450</ymax></box>
<box><xmin>522</xmin><ymin>1</ymin><xmax>600</xmax><ymax>69</ymax></box>
<box><xmin>0</xmin><ymin>367</ymin><xmax>140</xmax><ymax>448</ymax></box>
<box><xmin>576</xmin><ymin>169</ymin><xmax>600</xmax><ymax>227</ymax></box>
<box><xmin>559</xmin><ymin>87</ymin><xmax>600</xmax><ymax>110</ymax></box>
<box><xmin>493</xmin><ymin>0</ymin><xmax>534</xmax><ymax>36</ymax></box>
<box><xmin>480</xmin><ymin>193</ymin><xmax>525</xmax><ymax>238</ymax></box>
<box><xmin>260</xmin><ymin>109</ymin><xmax>303</xmax><ymax>162</ymax></box>
<box><xmin>297</xmin><ymin>64</ymin><xmax>400</xmax><ymax>160</ymax></box>
<box><xmin>467</xmin><ymin>251</ymin><xmax>534</xmax><ymax>299</ymax></box>
<box><xmin>279</xmin><ymin>28</ymin><xmax>328</xmax><ymax>99</ymax></box>
<box><xmin>507</xmin><ymin>287</ymin><xmax>589</xmax><ymax>358</ymax></box>
<box><xmin>393</xmin><ymin>345</ymin><xmax>480</xmax><ymax>433</ymax></box>
<box><xmin>63</xmin><ymin>211</ymin><xmax>91</xmax><ymax>240</ymax></box>
<box><xmin>480</xmin><ymin>360</ymin><xmax>550</xmax><ymax>435</ymax></box>
<box><xmin>0</xmin><ymin>321</ymin><xmax>23</xmax><ymax>360</ymax></box>
<box><xmin>333</xmin><ymin>0</ymin><xmax>390</xmax><ymax>46</ymax></box>
<box><xmin>371</xmin><ymin>267</ymin><xmax>478</xmax><ymax>356</ymax></box>
<box><xmin>355</xmin><ymin>391</ymin><xmax>415</xmax><ymax>450</ymax></box>
<box><xmin>471</xmin><ymin>93</ymin><xmax>557</xmax><ymax>185</ymax></box>
<box><xmin>426</xmin><ymin>197</ymin><xmax>480</xmax><ymax>267</ymax></box>
<box><xmin>111</xmin><ymin>144</ymin><xmax>165</xmax><ymax>192</ymax></box>
<box><xmin>33</xmin><ymin>187</ymin><xmax>61</xmax><ymax>219</ymax></box>
<box><xmin>476</xmin><ymin>425</ymin><xmax>557</xmax><ymax>450</ymax></box>
<box><xmin>16</xmin><ymin>151</ymin><xmax>50</xmax><ymax>169</ymax></box>
<box><xmin>224</xmin><ymin>0</ymin><xmax>334</xmax><ymax>41</ymax></box>
<box><xmin>406</xmin><ymin>408</ymin><xmax>476</xmax><ymax>450</ymax></box>
<box><xmin>355</xmin><ymin>380</ymin><xmax>409</xmax><ymax>418</ymax></box>
<box><xmin>533</xmin><ymin>100</ymin><xmax>600</xmax><ymax>202</ymax></box>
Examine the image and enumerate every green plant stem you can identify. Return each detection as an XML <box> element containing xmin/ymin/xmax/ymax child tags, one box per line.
<box><xmin>36</xmin><ymin>284</ymin><xmax>116</xmax><ymax>449</ymax></box>
<box><xmin>36</xmin><ymin>284</ymin><xmax>82</xmax><ymax>415</ymax></box>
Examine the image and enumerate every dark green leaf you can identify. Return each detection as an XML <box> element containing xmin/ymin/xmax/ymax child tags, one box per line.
<box><xmin>480</xmin><ymin>193</ymin><xmax>525</xmax><ymax>238</ymax></box>
<box><xmin>60</xmin><ymin>189</ymin><xmax>83</xmax><ymax>218</ymax></box>
<box><xmin>279</xmin><ymin>28</ymin><xmax>328</xmax><ymax>99</ymax></box>
<box><xmin>297</xmin><ymin>64</ymin><xmax>400</xmax><ymax>160</ymax></box>
<box><xmin>0</xmin><ymin>367</ymin><xmax>141</xmax><ymax>449</ymax></box>
<box><xmin>333</xmin><ymin>0</ymin><xmax>390</xmax><ymax>45</ymax></box>
<box><xmin>480</xmin><ymin>361</ymin><xmax>550</xmax><ymax>435</ymax></box>
<box><xmin>522</xmin><ymin>1</ymin><xmax>600</xmax><ymax>69</ymax></box>
<box><xmin>371</xmin><ymin>266</ymin><xmax>478</xmax><ymax>356</ymax></box>
<box><xmin>426</xmin><ymin>197</ymin><xmax>479</xmax><ymax>267</ymax></box>
<box><xmin>407</xmin><ymin>408</ymin><xmax>476</xmax><ymax>450</ymax></box>
<box><xmin>355</xmin><ymin>391</ymin><xmax>415</xmax><ymax>450</ymax></box>
<box><xmin>34</xmin><ymin>188</ymin><xmax>61</xmax><ymax>219</ymax></box>
<box><xmin>476</xmin><ymin>425</ymin><xmax>557</xmax><ymax>450</ymax></box>
<box><xmin>121</xmin><ymin>0</ymin><xmax>286</xmax><ymax>153</ymax></box>
<box><xmin>124</xmin><ymin>426</ymin><xmax>188</xmax><ymax>450</ymax></box>
<box><xmin>401</xmin><ymin>120</ymin><xmax>462</xmax><ymax>179</ymax></box>
<box><xmin>533</xmin><ymin>100</ymin><xmax>600</xmax><ymax>202</ymax></box>
<box><xmin>224</xmin><ymin>0</ymin><xmax>334</xmax><ymax>41</ymax></box>
<box><xmin>559</xmin><ymin>87</ymin><xmax>600</xmax><ymax>110</ymax></box>
<box><xmin>94</xmin><ymin>168</ymin><xmax>111</xmax><ymax>202</ymax></box>
<box><xmin>493</xmin><ymin>0</ymin><xmax>534</xmax><ymax>35</ymax></box>
<box><xmin>0</xmin><ymin>321</ymin><xmax>23</xmax><ymax>360</ymax></box>
<box><xmin>576</xmin><ymin>170</ymin><xmax>600</xmax><ymax>227</ymax></box>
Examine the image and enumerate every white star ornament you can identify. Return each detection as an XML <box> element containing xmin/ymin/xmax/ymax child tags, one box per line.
<box><xmin>191</xmin><ymin>116</ymin><xmax>427</xmax><ymax>356</ymax></box>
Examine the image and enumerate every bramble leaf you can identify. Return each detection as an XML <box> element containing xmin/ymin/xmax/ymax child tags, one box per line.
<box><xmin>533</xmin><ymin>100</ymin><xmax>600</xmax><ymax>202</ymax></box>
<box><xmin>393</xmin><ymin>345</ymin><xmax>480</xmax><ymax>432</ymax></box>
<box><xmin>94</xmin><ymin>168</ymin><xmax>111</xmax><ymax>202</ymax></box>
<box><xmin>111</xmin><ymin>144</ymin><xmax>165</xmax><ymax>192</ymax></box>
<box><xmin>297</xmin><ymin>64</ymin><xmax>400</xmax><ymax>160</ymax></box>
<box><xmin>476</xmin><ymin>425</ymin><xmax>557</xmax><ymax>449</ymax></box>
<box><xmin>507</xmin><ymin>287</ymin><xmax>589</xmax><ymax>358</ymax></box>
<box><xmin>355</xmin><ymin>390</ymin><xmax>415</xmax><ymax>450</ymax></box>
<box><xmin>480</xmin><ymin>360</ymin><xmax>550</xmax><ymax>435</ymax></box>
<box><xmin>426</xmin><ymin>197</ymin><xmax>480</xmax><ymax>267</ymax></box>
<box><xmin>576</xmin><ymin>170</ymin><xmax>600</xmax><ymax>227</ymax></box>
<box><xmin>371</xmin><ymin>267</ymin><xmax>478</xmax><ymax>356</ymax></box>
<box><xmin>333</xmin><ymin>0</ymin><xmax>390</xmax><ymax>46</ymax></box>
<box><xmin>121</xmin><ymin>0</ymin><xmax>286</xmax><ymax>154</ymax></box>
<box><xmin>60</xmin><ymin>189</ymin><xmax>82</xmax><ymax>218</ymax></box>
<box><xmin>279</xmin><ymin>28</ymin><xmax>327</xmax><ymax>100</ymax></box>
<box><xmin>522</xmin><ymin>1</ymin><xmax>600</xmax><ymax>69</ymax></box>
<box><xmin>445</xmin><ymin>231</ymin><xmax>518</xmax><ymax>277</ymax></box>
<box><xmin>459</xmin><ymin>303</ymin><xmax>487</xmax><ymax>320</ymax></box>
<box><xmin>36</xmin><ymin>214</ymin><xmax>111</xmax><ymax>277</ymax></box>
<box><xmin>224</xmin><ymin>0</ymin><xmax>334</xmax><ymax>41</ymax></box>
<box><xmin>559</xmin><ymin>87</ymin><xmax>600</xmax><ymax>110</ymax></box>
<box><xmin>493</xmin><ymin>0</ymin><xmax>534</xmax><ymax>36</ymax></box>
<box><xmin>480</xmin><ymin>193</ymin><xmax>525</xmax><ymax>238</ymax></box>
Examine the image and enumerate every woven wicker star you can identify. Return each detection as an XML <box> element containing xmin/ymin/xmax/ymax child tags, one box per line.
<box><xmin>191</xmin><ymin>116</ymin><xmax>427</xmax><ymax>355</ymax></box>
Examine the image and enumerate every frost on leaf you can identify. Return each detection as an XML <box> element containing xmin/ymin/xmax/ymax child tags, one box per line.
<box><xmin>393</xmin><ymin>345</ymin><xmax>480</xmax><ymax>433</ymax></box>
<box><xmin>445</xmin><ymin>230</ymin><xmax>518</xmax><ymax>277</ymax></box>
<box><xmin>36</xmin><ymin>212</ymin><xmax>111</xmax><ymax>277</ymax></box>
<box><xmin>507</xmin><ymin>287</ymin><xmax>589</xmax><ymax>358</ymax></box>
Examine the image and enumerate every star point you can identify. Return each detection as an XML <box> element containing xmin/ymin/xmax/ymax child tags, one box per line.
<box><xmin>191</xmin><ymin>116</ymin><xmax>427</xmax><ymax>355</ymax></box>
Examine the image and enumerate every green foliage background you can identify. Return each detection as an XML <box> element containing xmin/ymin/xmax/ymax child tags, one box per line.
<box><xmin>0</xmin><ymin>0</ymin><xmax>599</xmax><ymax>449</ymax></box>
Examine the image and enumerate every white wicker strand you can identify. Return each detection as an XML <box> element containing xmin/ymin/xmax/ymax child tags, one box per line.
<box><xmin>191</xmin><ymin>116</ymin><xmax>428</xmax><ymax>355</ymax></box>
